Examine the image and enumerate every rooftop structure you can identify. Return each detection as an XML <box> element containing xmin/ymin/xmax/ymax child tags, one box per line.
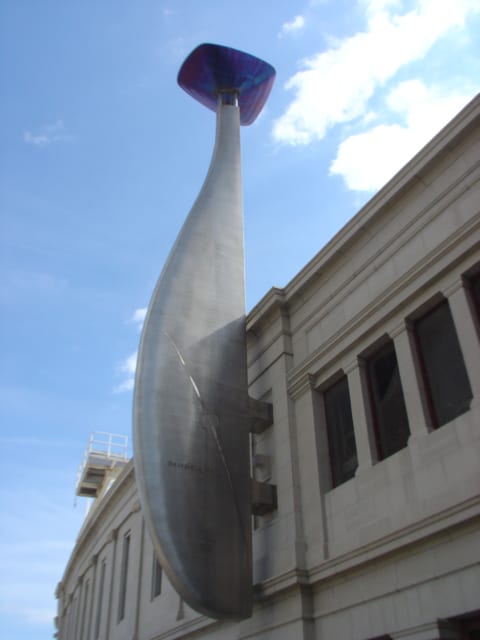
<box><xmin>76</xmin><ymin>432</ymin><xmax>129</xmax><ymax>499</ymax></box>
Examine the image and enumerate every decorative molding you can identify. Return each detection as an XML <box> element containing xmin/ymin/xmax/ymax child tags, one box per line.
<box><xmin>132</xmin><ymin>500</ymin><xmax>142</xmax><ymax>514</ymax></box>
<box><xmin>280</xmin><ymin>112</ymin><xmax>480</xmax><ymax>313</ymax></box>
<box><xmin>294</xmin><ymin>164</ymin><xmax>479</xmax><ymax>344</ymax></box>
<box><xmin>247</xmin><ymin>287</ymin><xmax>288</xmax><ymax>334</ymax></box>
<box><xmin>306</xmin><ymin>494</ymin><xmax>480</xmax><ymax>587</ymax></box>
<box><xmin>391</xmin><ymin>620</ymin><xmax>461</xmax><ymax>640</ymax></box>
<box><xmin>287</xmin><ymin>213</ymin><xmax>480</xmax><ymax>396</ymax></box>
<box><xmin>443</xmin><ymin>276</ymin><xmax>466</xmax><ymax>298</ymax></box>
<box><xmin>343</xmin><ymin>357</ymin><xmax>360</xmax><ymax>376</ymax></box>
<box><xmin>59</xmin><ymin>460</ymin><xmax>135</xmax><ymax>587</ymax></box>
<box><xmin>288</xmin><ymin>373</ymin><xmax>315</xmax><ymax>400</ymax></box>
<box><xmin>109</xmin><ymin>526</ymin><xmax>119</xmax><ymax>543</ymax></box>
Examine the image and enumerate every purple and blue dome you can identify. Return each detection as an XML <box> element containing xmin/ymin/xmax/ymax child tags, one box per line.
<box><xmin>178</xmin><ymin>43</ymin><xmax>276</xmax><ymax>126</ymax></box>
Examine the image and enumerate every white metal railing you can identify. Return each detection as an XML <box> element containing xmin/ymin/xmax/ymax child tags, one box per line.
<box><xmin>84</xmin><ymin>431</ymin><xmax>129</xmax><ymax>460</ymax></box>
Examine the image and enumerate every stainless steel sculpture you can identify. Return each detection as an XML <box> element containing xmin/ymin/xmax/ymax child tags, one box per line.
<box><xmin>133</xmin><ymin>44</ymin><xmax>275</xmax><ymax>620</ymax></box>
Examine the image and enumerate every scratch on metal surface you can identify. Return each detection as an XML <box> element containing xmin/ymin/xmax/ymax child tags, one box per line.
<box><xmin>162</xmin><ymin>331</ymin><xmax>249</xmax><ymax>548</ymax></box>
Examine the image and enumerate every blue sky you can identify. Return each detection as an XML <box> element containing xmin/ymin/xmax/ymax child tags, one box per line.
<box><xmin>0</xmin><ymin>1</ymin><xmax>479</xmax><ymax>637</ymax></box>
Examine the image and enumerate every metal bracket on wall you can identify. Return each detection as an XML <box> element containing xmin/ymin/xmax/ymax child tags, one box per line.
<box><xmin>251</xmin><ymin>479</ymin><xmax>277</xmax><ymax>516</ymax></box>
<box><xmin>248</xmin><ymin>398</ymin><xmax>276</xmax><ymax>515</ymax></box>
<box><xmin>248</xmin><ymin>397</ymin><xmax>273</xmax><ymax>434</ymax></box>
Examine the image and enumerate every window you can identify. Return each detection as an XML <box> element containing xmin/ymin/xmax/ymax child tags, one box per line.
<box><xmin>452</xmin><ymin>611</ymin><xmax>480</xmax><ymax>640</ymax></box>
<box><xmin>95</xmin><ymin>560</ymin><xmax>106</xmax><ymax>639</ymax></box>
<box><xmin>79</xmin><ymin>579</ymin><xmax>89</xmax><ymax>640</ymax></box>
<box><xmin>414</xmin><ymin>300</ymin><xmax>472</xmax><ymax>428</ymax></box>
<box><xmin>118</xmin><ymin>533</ymin><xmax>130</xmax><ymax>622</ymax></box>
<box><xmin>366</xmin><ymin>340</ymin><xmax>410</xmax><ymax>459</ymax></box>
<box><xmin>324</xmin><ymin>375</ymin><xmax>358</xmax><ymax>487</ymax></box>
<box><xmin>151</xmin><ymin>554</ymin><xmax>163</xmax><ymax>600</ymax></box>
<box><xmin>469</xmin><ymin>272</ymin><xmax>480</xmax><ymax>327</ymax></box>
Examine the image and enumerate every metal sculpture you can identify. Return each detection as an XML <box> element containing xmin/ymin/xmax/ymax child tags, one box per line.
<box><xmin>133</xmin><ymin>44</ymin><xmax>275</xmax><ymax>620</ymax></box>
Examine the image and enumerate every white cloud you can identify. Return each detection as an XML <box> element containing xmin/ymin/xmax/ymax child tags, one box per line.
<box><xmin>130</xmin><ymin>307</ymin><xmax>147</xmax><ymax>331</ymax></box>
<box><xmin>23</xmin><ymin>131</ymin><xmax>50</xmax><ymax>146</ymax></box>
<box><xmin>113</xmin><ymin>351</ymin><xmax>138</xmax><ymax>393</ymax></box>
<box><xmin>23</xmin><ymin>120</ymin><xmax>71</xmax><ymax>146</ymax></box>
<box><xmin>330</xmin><ymin>80</ymin><xmax>473</xmax><ymax>191</ymax></box>
<box><xmin>24</xmin><ymin>607</ymin><xmax>56</xmax><ymax>625</ymax></box>
<box><xmin>113</xmin><ymin>307</ymin><xmax>147</xmax><ymax>393</ymax></box>
<box><xmin>273</xmin><ymin>0</ymin><xmax>480</xmax><ymax>145</ymax></box>
<box><xmin>113</xmin><ymin>378</ymin><xmax>135</xmax><ymax>393</ymax></box>
<box><xmin>119</xmin><ymin>351</ymin><xmax>138</xmax><ymax>375</ymax></box>
<box><xmin>279</xmin><ymin>14</ymin><xmax>306</xmax><ymax>37</ymax></box>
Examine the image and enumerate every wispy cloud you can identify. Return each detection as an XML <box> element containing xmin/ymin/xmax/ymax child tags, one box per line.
<box><xmin>279</xmin><ymin>14</ymin><xmax>306</xmax><ymax>37</ymax></box>
<box><xmin>130</xmin><ymin>307</ymin><xmax>147</xmax><ymax>332</ymax></box>
<box><xmin>23</xmin><ymin>120</ymin><xmax>72</xmax><ymax>146</ymax></box>
<box><xmin>273</xmin><ymin>0</ymin><xmax>480</xmax><ymax>145</ymax></box>
<box><xmin>113</xmin><ymin>351</ymin><xmax>138</xmax><ymax>394</ymax></box>
<box><xmin>113</xmin><ymin>308</ymin><xmax>146</xmax><ymax>393</ymax></box>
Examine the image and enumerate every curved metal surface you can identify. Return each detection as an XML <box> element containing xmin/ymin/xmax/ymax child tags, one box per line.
<box><xmin>133</xmin><ymin>103</ymin><xmax>252</xmax><ymax>619</ymax></box>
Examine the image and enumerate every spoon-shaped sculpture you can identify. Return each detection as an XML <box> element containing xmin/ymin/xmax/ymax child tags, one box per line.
<box><xmin>133</xmin><ymin>43</ymin><xmax>275</xmax><ymax>620</ymax></box>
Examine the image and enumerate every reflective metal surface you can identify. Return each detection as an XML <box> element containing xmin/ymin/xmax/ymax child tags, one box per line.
<box><xmin>134</xmin><ymin>44</ymin><xmax>275</xmax><ymax>621</ymax></box>
<box><xmin>134</xmin><ymin>103</ymin><xmax>252</xmax><ymax>619</ymax></box>
<box><xmin>177</xmin><ymin>43</ymin><xmax>276</xmax><ymax>125</ymax></box>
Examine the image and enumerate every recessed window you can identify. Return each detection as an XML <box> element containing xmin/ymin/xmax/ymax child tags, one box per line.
<box><xmin>324</xmin><ymin>375</ymin><xmax>358</xmax><ymax>487</ymax></box>
<box><xmin>469</xmin><ymin>272</ymin><xmax>480</xmax><ymax>327</ymax></box>
<box><xmin>414</xmin><ymin>300</ymin><xmax>472</xmax><ymax>428</ymax></box>
<box><xmin>79</xmin><ymin>579</ymin><xmax>89</xmax><ymax>640</ymax></box>
<box><xmin>366</xmin><ymin>340</ymin><xmax>410</xmax><ymax>459</ymax></box>
<box><xmin>151</xmin><ymin>554</ymin><xmax>163</xmax><ymax>600</ymax></box>
<box><xmin>95</xmin><ymin>560</ymin><xmax>106</xmax><ymax>639</ymax></box>
<box><xmin>118</xmin><ymin>533</ymin><xmax>130</xmax><ymax>622</ymax></box>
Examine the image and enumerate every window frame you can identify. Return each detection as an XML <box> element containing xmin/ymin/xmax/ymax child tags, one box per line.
<box><xmin>412</xmin><ymin>298</ymin><xmax>472</xmax><ymax>429</ymax></box>
<box><xmin>364</xmin><ymin>339</ymin><xmax>410</xmax><ymax>460</ymax></box>
<box><xmin>94</xmin><ymin>559</ymin><xmax>106</xmax><ymax>640</ymax></box>
<box><xmin>117</xmin><ymin>532</ymin><xmax>131</xmax><ymax>623</ymax></box>
<box><xmin>466</xmin><ymin>270</ymin><xmax>480</xmax><ymax>337</ymax></box>
<box><xmin>323</xmin><ymin>374</ymin><xmax>358</xmax><ymax>488</ymax></box>
<box><xmin>151</xmin><ymin>553</ymin><xmax>163</xmax><ymax>600</ymax></box>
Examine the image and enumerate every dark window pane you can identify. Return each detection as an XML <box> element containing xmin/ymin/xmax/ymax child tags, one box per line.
<box><xmin>118</xmin><ymin>534</ymin><xmax>130</xmax><ymax>622</ymax></box>
<box><xmin>470</xmin><ymin>272</ymin><xmax>480</xmax><ymax>323</ymax></box>
<box><xmin>151</xmin><ymin>555</ymin><xmax>162</xmax><ymax>600</ymax></box>
<box><xmin>79</xmin><ymin>580</ymin><xmax>89</xmax><ymax>640</ymax></box>
<box><xmin>324</xmin><ymin>376</ymin><xmax>358</xmax><ymax>487</ymax></box>
<box><xmin>95</xmin><ymin>560</ymin><xmax>106</xmax><ymax>639</ymax></box>
<box><xmin>415</xmin><ymin>300</ymin><xmax>472</xmax><ymax>428</ymax></box>
<box><xmin>367</xmin><ymin>341</ymin><xmax>410</xmax><ymax>459</ymax></box>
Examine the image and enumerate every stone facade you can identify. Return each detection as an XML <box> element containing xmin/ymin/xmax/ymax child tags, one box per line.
<box><xmin>56</xmin><ymin>93</ymin><xmax>480</xmax><ymax>640</ymax></box>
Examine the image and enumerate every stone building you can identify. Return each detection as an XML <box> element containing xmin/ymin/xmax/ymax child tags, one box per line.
<box><xmin>56</xmin><ymin>93</ymin><xmax>480</xmax><ymax>640</ymax></box>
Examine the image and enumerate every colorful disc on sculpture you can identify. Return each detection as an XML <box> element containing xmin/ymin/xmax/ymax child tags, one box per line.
<box><xmin>177</xmin><ymin>43</ymin><xmax>276</xmax><ymax>125</ymax></box>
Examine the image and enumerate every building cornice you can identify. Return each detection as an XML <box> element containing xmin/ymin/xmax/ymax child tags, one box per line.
<box><xmin>247</xmin><ymin>93</ymin><xmax>480</xmax><ymax>331</ymax></box>
<box><xmin>287</xmin><ymin>173</ymin><xmax>480</xmax><ymax>399</ymax></box>
<box><xmin>60</xmin><ymin>459</ymin><xmax>136</xmax><ymax>587</ymax></box>
<box><xmin>247</xmin><ymin>287</ymin><xmax>287</xmax><ymax>334</ymax></box>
